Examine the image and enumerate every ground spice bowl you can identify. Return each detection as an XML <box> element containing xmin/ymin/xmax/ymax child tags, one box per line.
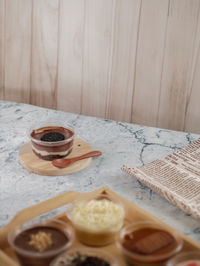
<box><xmin>50</xmin><ymin>247</ymin><xmax>120</xmax><ymax>266</ymax></box>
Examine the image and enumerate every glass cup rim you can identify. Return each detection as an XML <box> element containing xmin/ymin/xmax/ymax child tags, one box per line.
<box><xmin>50</xmin><ymin>246</ymin><xmax>119</xmax><ymax>266</ymax></box>
<box><xmin>8</xmin><ymin>218</ymin><xmax>74</xmax><ymax>258</ymax></box>
<box><xmin>29</xmin><ymin>122</ymin><xmax>75</xmax><ymax>146</ymax></box>
<box><xmin>70</xmin><ymin>192</ymin><xmax>125</xmax><ymax>206</ymax></box>
<box><xmin>116</xmin><ymin>221</ymin><xmax>183</xmax><ymax>262</ymax></box>
<box><xmin>66</xmin><ymin>192</ymin><xmax>126</xmax><ymax>233</ymax></box>
<box><xmin>166</xmin><ymin>250</ymin><xmax>200</xmax><ymax>265</ymax></box>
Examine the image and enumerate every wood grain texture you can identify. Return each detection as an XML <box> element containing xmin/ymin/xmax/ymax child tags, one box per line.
<box><xmin>157</xmin><ymin>0</ymin><xmax>200</xmax><ymax>131</ymax></box>
<box><xmin>184</xmin><ymin>6</ymin><xmax>200</xmax><ymax>134</ymax></box>
<box><xmin>132</xmin><ymin>0</ymin><xmax>169</xmax><ymax>127</ymax></box>
<box><xmin>2</xmin><ymin>0</ymin><xmax>200</xmax><ymax>133</ymax></box>
<box><xmin>81</xmin><ymin>0</ymin><xmax>113</xmax><ymax>118</ymax></box>
<box><xmin>184</xmin><ymin>49</ymin><xmax>200</xmax><ymax>133</ymax></box>
<box><xmin>0</xmin><ymin>250</ymin><xmax>18</xmax><ymax>266</ymax></box>
<box><xmin>30</xmin><ymin>0</ymin><xmax>59</xmax><ymax>109</ymax></box>
<box><xmin>106</xmin><ymin>0</ymin><xmax>141</xmax><ymax>122</ymax></box>
<box><xmin>4</xmin><ymin>0</ymin><xmax>31</xmax><ymax>103</ymax></box>
<box><xmin>57</xmin><ymin>0</ymin><xmax>84</xmax><ymax>114</ymax></box>
<box><xmin>0</xmin><ymin>0</ymin><xmax>5</xmax><ymax>100</ymax></box>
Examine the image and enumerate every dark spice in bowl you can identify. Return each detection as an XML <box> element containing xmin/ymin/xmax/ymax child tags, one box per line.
<box><xmin>52</xmin><ymin>252</ymin><xmax>110</xmax><ymax>266</ymax></box>
<box><xmin>50</xmin><ymin>247</ymin><xmax>118</xmax><ymax>266</ymax></box>
<box><xmin>41</xmin><ymin>132</ymin><xmax>65</xmax><ymax>142</ymax></box>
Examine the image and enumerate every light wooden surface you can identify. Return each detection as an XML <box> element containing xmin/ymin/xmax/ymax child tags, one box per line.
<box><xmin>106</xmin><ymin>0</ymin><xmax>141</xmax><ymax>122</ymax></box>
<box><xmin>4</xmin><ymin>0</ymin><xmax>31</xmax><ymax>104</ymax></box>
<box><xmin>157</xmin><ymin>0</ymin><xmax>200</xmax><ymax>131</ymax></box>
<box><xmin>30</xmin><ymin>0</ymin><xmax>59</xmax><ymax>109</ymax></box>
<box><xmin>0</xmin><ymin>187</ymin><xmax>199</xmax><ymax>266</ymax></box>
<box><xmin>82</xmin><ymin>0</ymin><xmax>113</xmax><ymax>118</ymax></box>
<box><xmin>184</xmin><ymin>5</ymin><xmax>200</xmax><ymax>133</ymax></box>
<box><xmin>19</xmin><ymin>138</ymin><xmax>92</xmax><ymax>176</ymax></box>
<box><xmin>57</xmin><ymin>0</ymin><xmax>84</xmax><ymax>114</ymax></box>
<box><xmin>0</xmin><ymin>250</ymin><xmax>18</xmax><ymax>266</ymax></box>
<box><xmin>132</xmin><ymin>0</ymin><xmax>169</xmax><ymax>127</ymax></box>
<box><xmin>0</xmin><ymin>0</ymin><xmax>4</xmax><ymax>99</ymax></box>
<box><xmin>1</xmin><ymin>0</ymin><xmax>200</xmax><ymax>133</ymax></box>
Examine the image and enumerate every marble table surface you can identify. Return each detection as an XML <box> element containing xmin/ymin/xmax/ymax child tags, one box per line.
<box><xmin>0</xmin><ymin>100</ymin><xmax>200</xmax><ymax>243</ymax></box>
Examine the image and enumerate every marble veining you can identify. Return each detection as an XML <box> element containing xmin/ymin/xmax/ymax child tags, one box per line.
<box><xmin>0</xmin><ymin>100</ymin><xmax>200</xmax><ymax>243</ymax></box>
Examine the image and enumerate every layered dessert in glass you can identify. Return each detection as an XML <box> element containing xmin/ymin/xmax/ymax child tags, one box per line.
<box><xmin>67</xmin><ymin>192</ymin><xmax>125</xmax><ymax>246</ymax></box>
<box><xmin>30</xmin><ymin>123</ymin><xmax>74</xmax><ymax>160</ymax></box>
<box><xmin>8</xmin><ymin>219</ymin><xmax>74</xmax><ymax>266</ymax></box>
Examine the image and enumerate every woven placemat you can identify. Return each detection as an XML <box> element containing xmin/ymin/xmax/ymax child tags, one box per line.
<box><xmin>122</xmin><ymin>138</ymin><xmax>200</xmax><ymax>219</ymax></box>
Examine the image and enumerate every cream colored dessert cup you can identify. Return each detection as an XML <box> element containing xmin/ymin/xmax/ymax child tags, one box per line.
<box><xmin>73</xmin><ymin>226</ymin><xmax>119</xmax><ymax>246</ymax></box>
<box><xmin>67</xmin><ymin>193</ymin><xmax>125</xmax><ymax>246</ymax></box>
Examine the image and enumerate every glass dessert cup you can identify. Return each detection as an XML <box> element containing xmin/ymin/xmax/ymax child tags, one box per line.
<box><xmin>8</xmin><ymin>219</ymin><xmax>74</xmax><ymax>266</ymax></box>
<box><xmin>29</xmin><ymin>122</ymin><xmax>75</xmax><ymax>161</ymax></box>
<box><xmin>166</xmin><ymin>251</ymin><xmax>200</xmax><ymax>266</ymax></box>
<box><xmin>50</xmin><ymin>247</ymin><xmax>119</xmax><ymax>266</ymax></box>
<box><xmin>116</xmin><ymin>221</ymin><xmax>183</xmax><ymax>266</ymax></box>
<box><xmin>67</xmin><ymin>192</ymin><xmax>126</xmax><ymax>246</ymax></box>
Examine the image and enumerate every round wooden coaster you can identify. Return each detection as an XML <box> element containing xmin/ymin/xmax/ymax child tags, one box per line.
<box><xmin>19</xmin><ymin>138</ymin><xmax>92</xmax><ymax>176</ymax></box>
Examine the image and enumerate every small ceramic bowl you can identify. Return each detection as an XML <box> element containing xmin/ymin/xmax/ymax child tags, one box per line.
<box><xmin>29</xmin><ymin>122</ymin><xmax>74</xmax><ymax>160</ymax></box>
<box><xmin>116</xmin><ymin>221</ymin><xmax>183</xmax><ymax>266</ymax></box>
<box><xmin>8</xmin><ymin>219</ymin><xmax>74</xmax><ymax>266</ymax></box>
<box><xmin>66</xmin><ymin>192</ymin><xmax>126</xmax><ymax>246</ymax></box>
<box><xmin>166</xmin><ymin>251</ymin><xmax>200</xmax><ymax>266</ymax></box>
<box><xmin>50</xmin><ymin>247</ymin><xmax>120</xmax><ymax>266</ymax></box>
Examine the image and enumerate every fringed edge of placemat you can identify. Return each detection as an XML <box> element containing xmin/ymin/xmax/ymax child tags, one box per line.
<box><xmin>121</xmin><ymin>165</ymin><xmax>200</xmax><ymax>220</ymax></box>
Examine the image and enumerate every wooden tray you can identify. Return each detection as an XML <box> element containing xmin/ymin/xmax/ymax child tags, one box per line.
<box><xmin>18</xmin><ymin>138</ymin><xmax>92</xmax><ymax>176</ymax></box>
<box><xmin>0</xmin><ymin>187</ymin><xmax>199</xmax><ymax>266</ymax></box>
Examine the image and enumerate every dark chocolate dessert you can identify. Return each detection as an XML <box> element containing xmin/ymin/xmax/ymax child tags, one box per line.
<box><xmin>52</xmin><ymin>252</ymin><xmax>110</xmax><ymax>266</ymax></box>
<box><xmin>13</xmin><ymin>225</ymin><xmax>70</xmax><ymax>266</ymax></box>
<box><xmin>30</xmin><ymin>126</ymin><xmax>74</xmax><ymax>160</ymax></box>
<box><xmin>41</xmin><ymin>132</ymin><xmax>65</xmax><ymax>142</ymax></box>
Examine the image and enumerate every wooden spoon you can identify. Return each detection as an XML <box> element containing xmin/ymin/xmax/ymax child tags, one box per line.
<box><xmin>52</xmin><ymin>150</ymin><xmax>102</xmax><ymax>168</ymax></box>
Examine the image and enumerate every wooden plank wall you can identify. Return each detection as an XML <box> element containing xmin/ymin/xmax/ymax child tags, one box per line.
<box><xmin>4</xmin><ymin>0</ymin><xmax>31</xmax><ymax>103</ymax></box>
<box><xmin>0</xmin><ymin>0</ymin><xmax>200</xmax><ymax>134</ymax></box>
<box><xmin>0</xmin><ymin>0</ymin><xmax>5</xmax><ymax>99</ymax></box>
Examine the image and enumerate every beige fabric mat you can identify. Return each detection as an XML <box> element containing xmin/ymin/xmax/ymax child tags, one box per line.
<box><xmin>122</xmin><ymin>138</ymin><xmax>200</xmax><ymax>219</ymax></box>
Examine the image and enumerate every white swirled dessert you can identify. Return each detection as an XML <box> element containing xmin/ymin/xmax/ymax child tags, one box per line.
<box><xmin>68</xmin><ymin>193</ymin><xmax>125</xmax><ymax>246</ymax></box>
